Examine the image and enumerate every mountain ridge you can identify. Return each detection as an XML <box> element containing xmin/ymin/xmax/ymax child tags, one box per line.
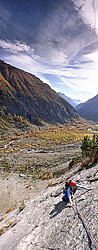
<box><xmin>76</xmin><ymin>94</ymin><xmax>98</xmax><ymax>122</ymax></box>
<box><xmin>0</xmin><ymin>60</ymin><xmax>79</xmax><ymax>125</ymax></box>
<box><xmin>58</xmin><ymin>92</ymin><xmax>81</xmax><ymax>107</ymax></box>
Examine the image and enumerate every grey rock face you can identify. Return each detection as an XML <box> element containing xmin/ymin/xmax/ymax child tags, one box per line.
<box><xmin>0</xmin><ymin>163</ymin><xmax>98</xmax><ymax>250</ymax></box>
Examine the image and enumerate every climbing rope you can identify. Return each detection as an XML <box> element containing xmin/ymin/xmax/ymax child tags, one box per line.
<box><xmin>73</xmin><ymin>198</ymin><xmax>98</xmax><ymax>250</ymax></box>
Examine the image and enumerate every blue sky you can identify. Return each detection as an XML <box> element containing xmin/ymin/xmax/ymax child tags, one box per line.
<box><xmin>0</xmin><ymin>0</ymin><xmax>98</xmax><ymax>102</ymax></box>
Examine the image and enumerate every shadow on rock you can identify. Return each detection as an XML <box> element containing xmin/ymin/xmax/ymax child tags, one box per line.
<box><xmin>50</xmin><ymin>200</ymin><xmax>69</xmax><ymax>218</ymax></box>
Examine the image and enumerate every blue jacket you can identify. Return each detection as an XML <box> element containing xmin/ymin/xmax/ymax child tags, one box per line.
<box><xmin>63</xmin><ymin>187</ymin><xmax>72</xmax><ymax>203</ymax></box>
<box><xmin>76</xmin><ymin>184</ymin><xmax>88</xmax><ymax>190</ymax></box>
<box><xmin>63</xmin><ymin>185</ymin><xmax>88</xmax><ymax>203</ymax></box>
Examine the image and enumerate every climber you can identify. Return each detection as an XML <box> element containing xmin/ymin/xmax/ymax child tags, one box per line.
<box><xmin>62</xmin><ymin>180</ymin><xmax>88</xmax><ymax>206</ymax></box>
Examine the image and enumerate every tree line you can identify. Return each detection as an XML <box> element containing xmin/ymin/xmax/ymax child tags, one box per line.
<box><xmin>81</xmin><ymin>134</ymin><xmax>98</xmax><ymax>158</ymax></box>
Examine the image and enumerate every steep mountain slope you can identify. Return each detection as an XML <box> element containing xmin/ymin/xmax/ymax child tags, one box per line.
<box><xmin>76</xmin><ymin>94</ymin><xmax>98</xmax><ymax>122</ymax></box>
<box><xmin>0</xmin><ymin>163</ymin><xmax>97</xmax><ymax>250</ymax></box>
<box><xmin>0</xmin><ymin>60</ymin><xmax>79</xmax><ymax>125</ymax></box>
<box><xmin>58</xmin><ymin>92</ymin><xmax>81</xmax><ymax>107</ymax></box>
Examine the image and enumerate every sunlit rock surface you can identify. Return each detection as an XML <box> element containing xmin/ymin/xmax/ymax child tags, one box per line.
<box><xmin>0</xmin><ymin>163</ymin><xmax>98</xmax><ymax>250</ymax></box>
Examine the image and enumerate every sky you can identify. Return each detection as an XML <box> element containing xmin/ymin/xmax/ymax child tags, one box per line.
<box><xmin>0</xmin><ymin>0</ymin><xmax>98</xmax><ymax>102</ymax></box>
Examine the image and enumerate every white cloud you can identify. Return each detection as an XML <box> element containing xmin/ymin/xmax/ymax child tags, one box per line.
<box><xmin>0</xmin><ymin>40</ymin><xmax>33</xmax><ymax>53</ymax></box>
<box><xmin>86</xmin><ymin>51</ymin><xmax>98</xmax><ymax>62</ymax></box>
<box><xmin>1</xmin><ymin>39</ymin><xmax>98</xmax><ymax>103</ymax></box>
<box><xmin>44</xmin><ymin>49</ymin><xmax>68</xmax><ymax>66</ymax></box>
<box><xmin>73</xmin><ymin>0</ymin><xmax>98</xmax><ymax>33</ymax></box>
<box><xmin>58</xmin><ymin>66</ymin><xmax>98</xmax><ymax>92</ymax></box>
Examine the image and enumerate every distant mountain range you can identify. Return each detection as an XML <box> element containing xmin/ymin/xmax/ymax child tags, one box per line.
<box><xmin>0</xmin><ymin>60</ymin><xmax>79</xmax><ymax>126</ymax></box>
<box><xmin>58</xmin><ymin>92</ymin><xmax>81</xmax><ymax>107</ymax></box>
<box><xmin>76</xmin><ymin>94</ymin><xmax>98</xmax><ymax>122</ymax></box>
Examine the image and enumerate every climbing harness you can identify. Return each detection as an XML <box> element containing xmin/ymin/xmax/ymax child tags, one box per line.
<box><xmin>73</xmin><ymin>198</ymin><xmax>98</xmax><ymax>250</ymax></box>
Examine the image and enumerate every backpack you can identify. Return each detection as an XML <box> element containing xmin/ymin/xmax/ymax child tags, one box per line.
<box><xmin>65</xmin><ymin>181</ymin><xmax>70</xmax><ymax>189</ymax></box>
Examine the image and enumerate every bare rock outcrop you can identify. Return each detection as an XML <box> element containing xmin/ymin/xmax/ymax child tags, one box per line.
<box><xmin>0</xmin><ymin>163</ymin><xmax>98</xmax><ymax>250</ymax></box>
